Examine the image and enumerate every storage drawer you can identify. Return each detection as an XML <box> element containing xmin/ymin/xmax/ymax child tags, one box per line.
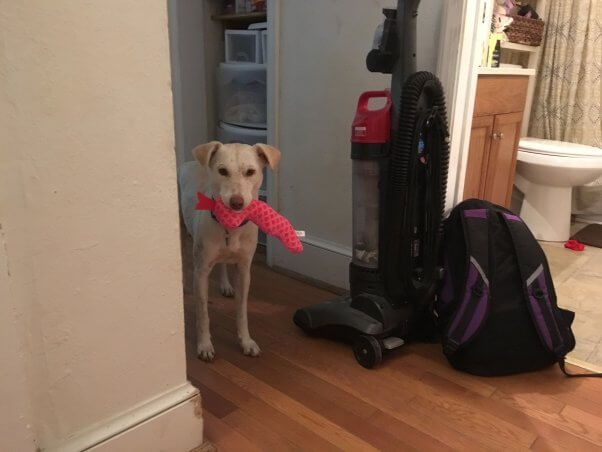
<box><xmin>473</xmin><ymin>75</ymin><xmax>529</xmax><ymax>117</ymax></box>
<box><xmin>217</xmin><ymin>63</ymin><xmax>267</xmax><ymax>128</ymax></box>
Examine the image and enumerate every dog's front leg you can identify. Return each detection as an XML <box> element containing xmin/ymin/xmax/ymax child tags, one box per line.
<box><xmin>219</xmin><ymin>263</ymin><xmax>235</xmax><ymax>297</ymax></box>
<box><xmin>196</xmin><ymin>264</ymin><xmax>215</xmax><ymax>361</ymax></box>
<box><xmin>236</xmin><ymin>259</ymin><xmax>260</xmax><ymax>357</ymax></box>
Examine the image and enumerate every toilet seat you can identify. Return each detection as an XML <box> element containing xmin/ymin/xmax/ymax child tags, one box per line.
<box><xmin>519</xmin><ymin>137</ymin><xmax>601</xmax><ymax>157</ymax></box>
<box><xmin>517</xmin><ymin>149</ymin><xmax>602</xmax><ymax>170</ymax></box>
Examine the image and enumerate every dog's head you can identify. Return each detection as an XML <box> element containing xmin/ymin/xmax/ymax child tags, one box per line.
<box><xmin>192</xmin><ymin>141</ymin><xmax>281</xmax><ymax>211</ymax></box>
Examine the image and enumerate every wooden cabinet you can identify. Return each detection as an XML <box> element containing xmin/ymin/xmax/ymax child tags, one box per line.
<box><xmin>463</xmin><ymin>75</ymin><xmax>528</xmax><ymax>207</ymax></box>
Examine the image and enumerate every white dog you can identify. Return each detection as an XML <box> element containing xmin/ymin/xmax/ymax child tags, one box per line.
<box><xmin>179</xmin><ymin>141</ymin><xmax>281</xmax><ymax>361</ymax></box>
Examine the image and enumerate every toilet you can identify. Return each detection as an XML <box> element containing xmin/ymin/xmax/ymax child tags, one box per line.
<box><xmin>514</xmin><ymin>137</ymin><xmax>602</xmax><ymax>242</ymax></box>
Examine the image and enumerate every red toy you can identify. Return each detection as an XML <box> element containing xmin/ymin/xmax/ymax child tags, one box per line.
<box><xmin>564</xmin><ymin>239</ymin><xmax>585</xmax><ymax>251</ymax></box>
<box><xmin>195</xmin><ymin>192</ymin><xmax>303</xmax><ymax>254</ymax></box>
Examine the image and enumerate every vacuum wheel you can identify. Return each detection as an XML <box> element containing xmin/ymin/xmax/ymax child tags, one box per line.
<box><xmin>353</xmin><ymin>335</ymin><xmax>383</xmax><ymax>369</ymax></box>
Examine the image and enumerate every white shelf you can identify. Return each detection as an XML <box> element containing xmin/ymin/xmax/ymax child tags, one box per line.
<box><xmin>478</xmin><ymin>67</ymin><xmax>536</xmax><ymax>76</ymax></box>
<box><xmin>500</xmin><ymin>42</ymin><xmax>540</xmax><ymax>53</ymax></box>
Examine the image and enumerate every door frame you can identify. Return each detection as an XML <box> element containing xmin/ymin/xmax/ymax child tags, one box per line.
<box><xmin>266</xmin><ymin>0</ymin><xmax>280</xmax><ymax>267</ymax></box>
<box><xmin>436</xmin><ymin>0</ymin><xmax>492</xmax><ymax>210</ymax></box>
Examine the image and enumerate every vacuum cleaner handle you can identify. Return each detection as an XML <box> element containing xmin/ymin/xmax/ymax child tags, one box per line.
<box><xmin>355</xmin><ymin>90</ymin><xmax>392</xmax><ymax>112</ymax></box>
<box><xmin>352</xmin><ymin>91</ymin><xmax>392</xmax><ymax>144</ymax></box>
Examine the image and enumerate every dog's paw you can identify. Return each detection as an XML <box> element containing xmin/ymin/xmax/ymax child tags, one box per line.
<box><xmin>241</xmin><ymin>338</ymin><xmax>261</xmax><ymax>357</ymax></box>
<box><xmin>197</xmin><ymin>341</ymin><xmax>215</xmax><ymax>361</ymax></box>
<box><xmin>220</xmin><ymin>281</ymin><xmax>235</xmax><ymax>298</ymax></box>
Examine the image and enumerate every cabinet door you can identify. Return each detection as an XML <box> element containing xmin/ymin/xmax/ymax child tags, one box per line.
<box><xmin>463</xmin><ymin>115</ymin><xmax>494</xmax><ymax>200</ymax></box>
<box><xmin>483</xmin><ymin>112</ymin><xmax>523</xmax><ymax>207</ymax></box>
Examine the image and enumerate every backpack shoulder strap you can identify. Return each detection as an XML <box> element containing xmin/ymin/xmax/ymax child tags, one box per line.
<box><xmin>501</xmin><ymin>212</ymin><xmax>602</xmax><ymax>378</ymax></box>
<box><xmin>443</xmin><ymin>208</ymin><xmax>490</xmax><ymax>355</ymax></box>
<box><xmin>499</xmin><ymin>212</ymin><xmax>574</xmax><ymax>358</ymax></box>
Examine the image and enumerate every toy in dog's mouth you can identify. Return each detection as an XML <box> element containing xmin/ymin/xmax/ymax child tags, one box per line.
<box><xmin>195</xmin><ymin>192</ymin><xmax>303</xmax><ymax>254</ymax></box>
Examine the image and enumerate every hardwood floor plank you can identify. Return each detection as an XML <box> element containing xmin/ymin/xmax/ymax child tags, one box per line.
<box><xmin>210</xmin><ymin>326</ymin><xmax>378</xmax><ymax>419</ymax></box>
<box><xmin>203</xmin><ymin>312</ymin><xmax>459</xmax><ymax>450</ymax></box>
<box><xmin>212</xmin><ymin>301</ymin><xmax>537</xmax><ymax>449</ymax></box>
<box><xmin>203</xmin><ymin>410</ymin><xmax>262</xmax><ymax>452</ymax></box>
<box><xmin>193</xmin><ymin>381</ymin><xmax>238</xmax><ymax>419</ymax></box>
<box><xmin>530</xmin><ymin>434</ymin><xmax>602</xmax><ymax>452</ymax></box>
<box><xmin>222</xmin><ymin>409</ymin><xmax>301</xmax><ymax>452</ymax></box>
<box><xmin>408</xmin><ymin>395</ymin><xmax>533</xmax><ymax>450</ymax></box>
<box><xmin>209</xmin><ymin>324</ymin><xmax>423</xmax><ymax>451</ymax></box>
<box><xmin>399</xmin><ymin>344</ymin><xmax>498</xmax><ymax>397</ymax></box>
<box><xmin>415</xmin><ymin>372</ymin><xmax>600</xmax><ymax>452</ymax></box>
<box><xmin>560</xmin><ymin>404</ymin><xmax>602</xmax><ymax>445</ymax></box>
<box><xmin>491</xmin><ymin>389</ymin><xmax>602</xmax><ymax>446</ymax></box>
<box><xmin>189</xmin><ymin>362</ymin><xmax>340</xmax><ymax>452</ymax></box>
<box><xmin>252</xmin><ymin>335</ymin><xmax>494</xmax><ymax>450</ymax></box>
<box><xmin>367</xmin><ymin>410</ymin><xmax>455</xmax><ymax>452</ymax></box>
<box><xmin>209</xmin><ymin>358</ymin><xmax>380</xmax><ymax>451</ymax></box>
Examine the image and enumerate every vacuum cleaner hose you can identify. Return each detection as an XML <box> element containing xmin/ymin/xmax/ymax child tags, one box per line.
<box><xmin>384</xmin><ymin>71</ymin><xmax>449</xmax><ymax>310</ymax></box>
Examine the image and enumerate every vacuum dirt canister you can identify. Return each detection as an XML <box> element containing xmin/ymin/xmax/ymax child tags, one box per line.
<box><xmin>350</xmin><ymin>91</ymin><xmax>391</xmax><ymax>295</ymax></box>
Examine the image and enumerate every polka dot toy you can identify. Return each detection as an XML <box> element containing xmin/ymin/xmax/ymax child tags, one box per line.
<box><xmin>195</xmin><ymin>192</ymin><xmax>303</xmax><ymax>254</ymax></box>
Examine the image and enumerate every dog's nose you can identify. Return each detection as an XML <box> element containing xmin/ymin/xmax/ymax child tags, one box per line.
<box><xmin>229</xmin><ymin>195</ymin><xmax>244</xmax><ymax>211</ymax></box>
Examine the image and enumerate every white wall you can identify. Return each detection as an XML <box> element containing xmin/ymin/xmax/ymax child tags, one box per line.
<box><xmin>0</xmin><ymin>2</ymin><xmax>201</xmax><ymax>450</ymax></box>
<box><xmin>272</xmin><ymin>0</ymin><xmax>444</xmax><ymax>287</ymax></box>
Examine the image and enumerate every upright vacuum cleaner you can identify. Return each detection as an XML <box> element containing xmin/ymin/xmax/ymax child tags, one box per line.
<box><xmin>293</xmin><ymin>0</ymin><xmax>450</xmax><ymax>368</ymax></box>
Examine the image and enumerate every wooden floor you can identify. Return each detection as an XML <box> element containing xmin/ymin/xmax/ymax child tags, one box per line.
<box><xmin>184</xmin><ymin>262</ymin><xmax>602</xmax><ymax>451</ymax></box>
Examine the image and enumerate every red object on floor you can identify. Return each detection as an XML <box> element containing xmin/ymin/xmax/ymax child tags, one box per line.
<box><xmin>564</xmin><ymin>239</ymin><xmax>585</xmax><ymax>251</ymax></box>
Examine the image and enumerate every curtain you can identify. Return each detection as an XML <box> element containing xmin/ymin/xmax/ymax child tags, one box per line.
<box><xmin>529</xmin><ymin>0</ymin><xmax>602</xmax><ymax>148</ymax></box>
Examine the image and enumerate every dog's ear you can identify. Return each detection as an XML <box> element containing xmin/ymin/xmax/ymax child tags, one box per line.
<box><xmin>193</xmin><ymin>141</ymin><xmax>221</xmax><ymax>167</ymax></box>
<box><xmin>254</xmin><ymin>143</ymin><xmax>281</xmax><ymax>169</ymax></box>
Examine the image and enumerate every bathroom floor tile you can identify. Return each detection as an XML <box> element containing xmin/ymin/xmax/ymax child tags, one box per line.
<box><xmin>587</xmin><ymin>341</ymin><xmax>602</xmax><ymax>367</ymax></box>
<box><xmin>569</xmin><ymin>339</ymin><xmax>598</xmax><ymax>362</ymax></box>
<box><xmin>569</xmin><ymin>311</ymin><xmax>602</xmax><ymax>343</ymax></box>
<box><xmin>540</xmin><ymin>242</ymin><xmax>589</xmax><ymax>283</ymax></box>
<box><xmin>542</xmin><ymin>238</ymin><xmax>602</xmax><ymax>371</ymax></box>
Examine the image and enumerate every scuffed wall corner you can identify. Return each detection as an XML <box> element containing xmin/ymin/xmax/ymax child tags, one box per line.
<box><xmin>193</xmin><ymin>392</ymin><xmax>203</xmax><ymax>419</ymax></box>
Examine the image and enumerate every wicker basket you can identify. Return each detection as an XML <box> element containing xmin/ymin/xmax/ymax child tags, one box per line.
<box><xmin>506</xmin><ymin>15</ymin><xmax>544</xmax><ymax>46</ymax></box>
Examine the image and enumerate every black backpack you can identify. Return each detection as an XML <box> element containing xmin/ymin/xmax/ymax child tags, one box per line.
<box><xmin>434</xmin><ymin>199</ymin><xmax>599</xmax><ymax>377</ymax></box>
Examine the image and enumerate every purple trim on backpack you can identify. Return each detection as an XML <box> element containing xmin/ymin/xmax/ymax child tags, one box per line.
<box><xmin>461</xmin><ymin>284</ymin><xmax>489</xmax><ymax>343</ymax></box>
<box><xmin>439</xmin><ymin>258</ymin><xmax>454</xmax><ymax>304</ymax></box>
<box><xmin>503</xmin><ymin>213</ymin><xmax>522</xmax><ymax>222</ymax></box>
<box><xmin>464</xmin><ymin>209</ymin><xmax>487</xmax><ymax>219</ymax></box>
<box><xmin>448</xmin><ymin>262</ymin><xmax>481</xmax><ymax>342</ymax></box>
<box><xmin>526</xmin><ymin>268</ymin><xmax>557</xmax><ymax>352</ymax></box>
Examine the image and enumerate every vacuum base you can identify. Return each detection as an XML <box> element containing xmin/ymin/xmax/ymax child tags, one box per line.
<box><xmin>293</xmin><ymin>295</ymin><xmax>407</xmax><ymax>368</ymax></box>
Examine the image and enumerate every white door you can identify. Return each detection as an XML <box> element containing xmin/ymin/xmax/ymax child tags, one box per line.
<box><xmin>268</xmin><ymin>0</ymin><xmax>445</xmax><ymax>289</ymax></box>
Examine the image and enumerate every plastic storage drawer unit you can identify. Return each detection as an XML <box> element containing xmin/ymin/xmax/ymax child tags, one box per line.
<box><xmin>217</xmin><ymin>63</ymin><xmax>267</xmax><ymax>129</ymax></box>
<box><xmin>217</xmin><ymin>121</ymin><xmax>266</xmax><ymax>144</ymax></box>
<box><xmin>225</xmin><ymin>30</ymin><xmax>262</xmax><ymax>63</ymax></box>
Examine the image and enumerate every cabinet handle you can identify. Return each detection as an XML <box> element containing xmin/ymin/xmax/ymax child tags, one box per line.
<box><xmin>492</xmin><ymin>132</ymin><xmax>505</xmax><ymax>140</ymax></box>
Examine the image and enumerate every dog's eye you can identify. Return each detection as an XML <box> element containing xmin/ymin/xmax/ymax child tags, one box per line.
<box><xmin>245</xmin><ymin>169</ymin><xmax>256</xmax><ymax>177</ymax></box>
<box><xmin>218</xmin><ymin>168</ymin><xmax>229</xmax><ymax>177</ymax></box>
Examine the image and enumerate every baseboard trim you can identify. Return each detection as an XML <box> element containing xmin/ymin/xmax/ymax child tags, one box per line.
<box><xmin>272</xmin><ymin>235</ymin><xmax>351</xmax><ymax>289</ymax></box>
<box><xmin>48</xmin><ymin>382</ymin><xmax>202</xmax><ymax>452</ymax></box>
<box><xmin>565</xmin><ymin>356</ymin><xmax>602</xmax><ymax>374</ymax></box>
<box><xmin>300</xmin><ymin>234</ymin><xmax>352</xmax><ymax>257</ymax></box>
